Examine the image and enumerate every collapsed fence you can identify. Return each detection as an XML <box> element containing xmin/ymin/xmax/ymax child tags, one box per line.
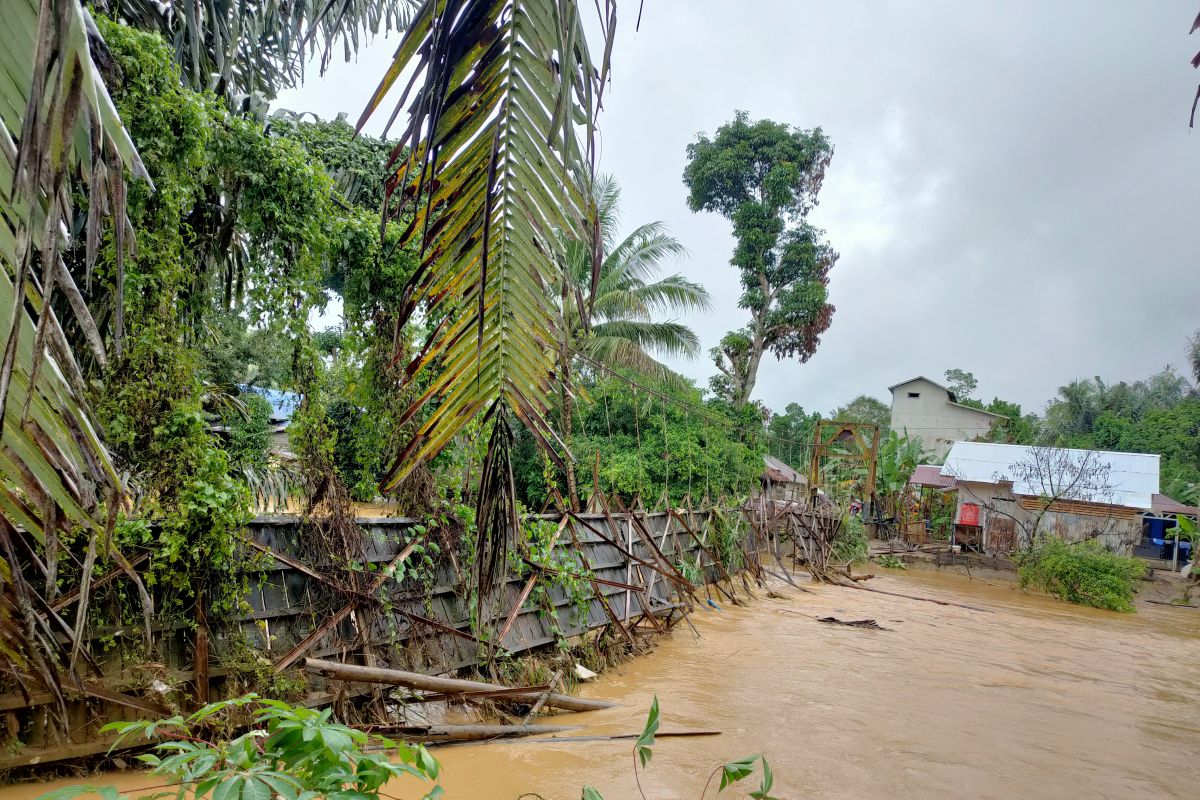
<box><xmin>0</xmin><ymin>500</ymin><xmax>840</xmax><ymax>769</ymax></box>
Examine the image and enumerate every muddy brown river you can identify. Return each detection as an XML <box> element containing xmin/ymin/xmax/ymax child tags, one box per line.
<box><xmin>10</xmin><ymin>571</ymin><xmax>1200</xmax><ymax>799</ymax></box>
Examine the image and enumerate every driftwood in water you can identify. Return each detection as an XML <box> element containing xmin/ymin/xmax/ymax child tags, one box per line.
<box><xmin>1145</xmin><ymin>599</ymin><xmax>1200</xmax><ymax>609</ymax></box>
<box><xmin>395</xmin><ymin>684</ymin><xmax>551</xmax><ymax>704</ymax></box>
<box><xmin>369</xmin><ymin>723</ymin><xmax>580</xmax><ymax>741</ymax></box>
<box><xmin>521</xmin><ymin>669</ymin><xmax>563</xmax><ymax>724</ymax></box>
<box><xmin>494</xmin><ymin>730</ymin><xmax>723</xmax><ymax>745</ymax></box>
<box><xmin>842</xmin><ymin>584</ymin><xmax>993</xmax><ymax>612</ymax></box>
<box><xmin>303</xmin><ymin>658</ymin><xmax>616</xmax><ymax>713</ymax></box>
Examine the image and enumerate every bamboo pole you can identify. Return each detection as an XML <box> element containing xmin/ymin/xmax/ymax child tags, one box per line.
<box><xmin>302</xmin><ymin>658</ymin><xmax>617</xmax><ymax>713</ymax></box>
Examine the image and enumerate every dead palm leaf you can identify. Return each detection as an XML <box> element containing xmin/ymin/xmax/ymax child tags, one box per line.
<box><xmin>0</xmin><ymin>0</ymin><xmax>151</xmax><ymax>697</ymax></box>
<box><xmin>358</xmin><ymin>0</ymin><xmax>612</xmax><ymax>610</ymax></box>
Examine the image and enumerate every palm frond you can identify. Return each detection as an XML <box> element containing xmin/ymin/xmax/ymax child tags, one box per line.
<box><xmin>0</xmin><ymin>0</ymin><xmax>149</xmax><ymax>694</ymax></box>
<box><xmin>590</xmin><ymin>320</ymin><xmax>702</xmax><ymax>358</ymax></box>
<box><xmin>364</xmin><ymin>0</ymin><xmax>606</xmax><ymax>497</ymax></box>
<box><xmin>101</xmin><ymin>0</ymin><xmax>418</xmax><ymax>101</ymax></box>
<box><xmin>594</xmin><ymin>275</ymin><xmax>711</xmax><ymax>321</ymax></box>
<box><xmin>602</xmin><ymin>225</ymin><xmax>686</xmax><ymax>285</ymax></box>
<box><xmin>580</xmin><ymin>335</ymin><xmax>694</xmax><ymax>391</ymax></box>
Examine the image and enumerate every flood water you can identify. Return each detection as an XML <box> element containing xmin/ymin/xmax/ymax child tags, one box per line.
<box><xmin>11</xmin><ymin>571</ymin><xmax>1200</xmax><ymax>799</ymax></box>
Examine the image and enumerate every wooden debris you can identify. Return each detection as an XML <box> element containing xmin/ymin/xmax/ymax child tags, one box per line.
<box><xmin>368</xmin><ymin>723</ymin><xmax>580</xmax><ymax>741</ymax></box>
<box><xmin>816</xmin><ymin>616</ymin><xmax>890</xmax><ymax>631</ymax></box>
<box><xmin>843</xmin><ymin>584</ymin><xmax>993</xmax><ymax>613</ymax></box>
<box><xmin>302</xmin><ymin>658</ymin><xmax>617</xmax><ymax>713</ymax></box>
<box><xmin>1145</xmin><ymin>599</ymin><xmax>1200</xmax><ymax>609</ymax></box>
<box><xmin>521</xmin><ymin>670</ymin><xmax>563</xmax><ymax>725</ymax></box>
<box><xmin>486</xmin><ymin>730</ymin><xmax>722</xmax><ymax>745</ymax></box>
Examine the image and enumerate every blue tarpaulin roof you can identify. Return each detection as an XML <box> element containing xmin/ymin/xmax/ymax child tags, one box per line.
<box><xmin>239</xmin><ymin>386</ymin><xmax>300</xmax><ymax>423</ymax></box>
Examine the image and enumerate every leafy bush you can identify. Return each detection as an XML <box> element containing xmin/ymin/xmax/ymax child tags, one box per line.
<box><xmin>37</xmin><ymin>696</ymin><xmax>442</xmax><ymax>800</ymax></box>
<box><xmin>223</xmin><ymin>392</ymin><xmax>274</xmax><ymax>471</ymax></box>
<box><xmin>830</xmin><ymin>515</ymin><xmax>868</xmax><ymax>564</ymax></box>
<box><xmin>1017</xmin><ymin>535</ymin><xmax>1145</xmax><ymax>612</ymax></box>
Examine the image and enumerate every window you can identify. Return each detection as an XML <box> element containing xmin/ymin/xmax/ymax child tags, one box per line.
<box><xmin>908</xmin><ymin>392</ymin><xmax>920</xmax><ymax>398</ymax></box>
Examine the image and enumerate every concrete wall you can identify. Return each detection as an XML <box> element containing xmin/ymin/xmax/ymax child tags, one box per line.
<box><xmin>889</xmin><ymin>378</ymin><xmax>999</xmax><ymax>458</ymax></box>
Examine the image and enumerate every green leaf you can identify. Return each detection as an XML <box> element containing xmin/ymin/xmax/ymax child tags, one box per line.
<box><xmin>34</xmin><ymin>788</ymin><xmax>126</xmax><ymax>800</ymax></box>
<box><xmin>238</xmin><ymin>778</ymin><xmax>272</xmax><ymax>800</ymax></box>
<box><xmin>719</xmin><ymin>755</ymin><xmax>760</xmax><ymax>791</ymax></box>
<box><xmin>635</xmin><ymin>696</ymin><xmax>660</xmax><ymax>768</ymax></box>
<box><xmin>211</xmin><ymin>777</ymin><xmax>243</xmax><ymax>800</ymax></box>
<box><xmin>581</xmin><ymin>788</ymin><xmax>605</xmax><ymax>800</ymax></box>
<box><xmin>749</xmin><ymin>757</ymin><xmax>776</xmax><ymax>800</ymax></box>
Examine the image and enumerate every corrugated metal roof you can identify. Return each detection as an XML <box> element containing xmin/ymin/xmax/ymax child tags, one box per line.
<box><xmin>888</xmin><ymin>375</ymin><xmax>952</xmax><ymax>395</ymax></box>
<box><xmin>939</xmin><ymin>441</ymin><xmax>1160</xmax><ymax>510</ymax></box>
<box><xmin>1151</xmin><ymin>493</ymin><xmax>1199</xmax><ymax>516</ymax></box>
<box><xmin>909</xmin><ymin>464</ymin><xmax>957</xmax><ymax>489</ymax></box>
<box><xmin>940</xmin><ymin>441</ymin><xmax>1156</xmax><ymax>510</ymax></box>
<box><xmin>763</xmin><ymin>455</ymin><xmax>806</xmax><ymax>485</ymax></box>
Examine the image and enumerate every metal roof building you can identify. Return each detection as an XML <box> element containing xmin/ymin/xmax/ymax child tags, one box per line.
<box><xmin>939</xmin><ymin>441</ymin><xmax>1159</xmax><ymax>511</ymax></box>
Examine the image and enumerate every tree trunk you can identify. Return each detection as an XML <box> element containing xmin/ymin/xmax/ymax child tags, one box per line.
<box><xmin>560</xmin><ymin>289</ymin><xmax>581</xmax><ymax>511</ymax></box>
<box><xmin>735</xmin><ymin>319</ymin><xmax>767</xmax><ymax>405</ymax></box>
<box><xmin>561</xmin><ymin>376</ymin><xmax>580</xmax><ymax>511</ymax></box>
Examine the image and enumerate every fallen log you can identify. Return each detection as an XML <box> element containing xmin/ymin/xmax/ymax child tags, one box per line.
<box><xmin>394</xmin><ymin>685</ymin><xmax>550</xmax><ymax>704</ymax></box>
<box><xmin>842</xmin><ymin>584</ymin><xmax>992</xmax><ymax>613</ymax></box>
<box><xmin>303</xmin><ymin>658</ymin><xmax>616</xmax><ymax>713</ymax></box>
<box><xmin>368</xmin><ymin>723</ymin><xmax>579</xmax><ymax>741</ymax></box>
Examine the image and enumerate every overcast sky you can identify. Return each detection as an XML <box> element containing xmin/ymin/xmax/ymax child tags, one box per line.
<box><xmin>278</xmin><ymin>1</ymin><xmax>1200</xmax><ymax>417</ymax></box>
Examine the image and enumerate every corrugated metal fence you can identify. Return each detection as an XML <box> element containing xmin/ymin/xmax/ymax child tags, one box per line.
<box><xmin>0</xmin><ymin>502</ymin><xmax>833</xmax><ymax>768</ymax></box>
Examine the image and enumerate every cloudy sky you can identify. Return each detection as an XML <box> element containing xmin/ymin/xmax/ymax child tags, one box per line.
<box><xmin>279</xmin><ymin>1</ymin><xmax>1200</xmax><ymax>417</ymax></box>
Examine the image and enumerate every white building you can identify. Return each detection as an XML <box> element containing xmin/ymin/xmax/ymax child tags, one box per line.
<box><xmin>939</xmin><ymin>441</ymin><xmax>1162</xmax><ymax>555</ymax></box>
<box><xmin>888</xmin><ymin>376</ymin><xmax>1004</xmax><ymax>459</ymax></box>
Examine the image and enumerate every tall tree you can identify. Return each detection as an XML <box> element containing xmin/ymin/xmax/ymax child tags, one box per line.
<box><xmin>683</xmin><ymin>112</ymin><xmax>838</xmax><ymax>404</ymax></box>
<box><xmin>944</xmin><ymin>368</ymin><xmax>978</xmax><ymax>401</ymax></box>
<box><xmin>767</xmin><ymin>403</ymin><xmax>820</xmax><ymax>468</ymax></box>
<box><xmin>831</xmin><ymin>395</ymin><xmax>891</xmax><ymax>431</ymax></box>
<box><xmin>1189</xmin><ymin>329</ymin><xmax>1200</xmax><ymax>387</ymax></box>
<box><xmin>555</xmin><ymin>176</ymin><xmax>709</xmax><ymax>508</ymax></box>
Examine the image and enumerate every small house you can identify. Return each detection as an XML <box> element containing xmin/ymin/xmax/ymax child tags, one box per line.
<box><xmin>762</xmin><ymin>455</ymin><xmax>808</xmax><ymax>503</ymax></box>
<box><xmin>889</xmin><ymin>376</ymin><xmax>1005</xmax><ymax>459</ymax></box>
<box><xmin>939</xmin><ymin>441</ymin><xmax>1196</xmax><ymax>558</ymax></box>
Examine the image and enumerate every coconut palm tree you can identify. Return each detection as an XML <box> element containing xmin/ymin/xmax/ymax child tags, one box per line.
<box><xmin>555</xmin><ymin>176</ymin><xmax>710</xmax><ymax>507</ymax></box>
<box><xmin>561</xmin><ymin>176</ymin><xmax>709</xmax><ymax>382</ymax></box>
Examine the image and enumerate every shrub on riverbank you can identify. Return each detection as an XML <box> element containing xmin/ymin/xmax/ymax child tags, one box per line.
<box><xmin>830</xmin><ymin>515</ymin><xmax>868</xmax><ymax>565</ymax></box>
<box><xmin>1017</xmin><ymin>535</ymin><xmax>1144</xmax><ymax>612</ymax></box>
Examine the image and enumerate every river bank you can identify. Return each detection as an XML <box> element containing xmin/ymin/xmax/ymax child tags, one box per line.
<box><xmin>9</xmin><ymin>570</ymin><xmax>1200</xmax><ymax>799</ymax></box>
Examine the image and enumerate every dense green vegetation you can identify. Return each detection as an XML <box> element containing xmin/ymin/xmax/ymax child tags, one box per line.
<box><xmin>1017</xmin><ymin>536</ymin><xmax>1146</xmax><ymax>613</ymax></box>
